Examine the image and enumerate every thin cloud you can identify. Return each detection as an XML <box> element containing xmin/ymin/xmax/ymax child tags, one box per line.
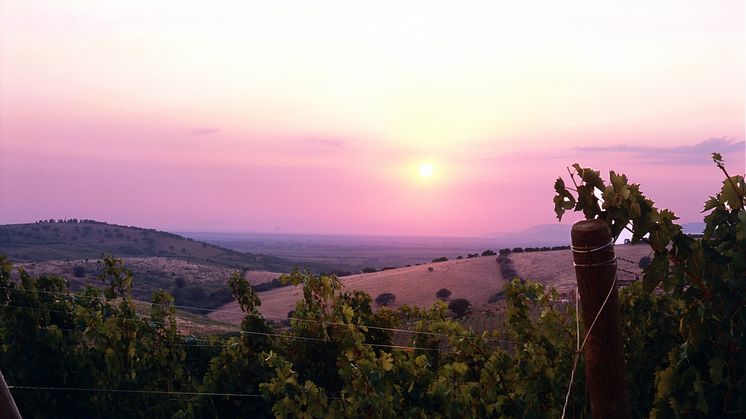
<box><xmin>191</xmin><ymin>128</ymin><xmax>221</xmax><ymax>135</ymax></box>
<box><xmin>307</xmin><ymin>138</ymin><xmax>346</xmax><ymax>147</ymax></box>
<box><xmin>574</xmin><ymin>137</ymin><xmax>744</xmax><ymax>164</ymax></box>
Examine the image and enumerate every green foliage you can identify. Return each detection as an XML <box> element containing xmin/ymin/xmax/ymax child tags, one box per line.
<box><xmin>554</xmin><ymin>154</ymin><xmax>746</xmax><ymax>418</ymax></box>
<box><xmin>0</xmin><ymin>254</ymin><xmax>195</xmax><ymax>418</ymax></box>
<box><xmin>0</xmin><ymin>255</ymin><xmax>587</xmax><ymax>417</ymax></box>
<box><xmin>229</xmin><ymin>271</ymin><xmax>260</xmax><ymax>314</ymax></box>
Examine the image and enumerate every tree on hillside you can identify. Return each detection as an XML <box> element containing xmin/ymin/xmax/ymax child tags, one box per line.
<box><xmin>72</xmin><ymin>265</ymin><xmax>86</xmax><ymax>278</ymax></box>
<box><xmin>436</xmin><ymin>288</ymin><xmax>452</xmax><ymax>300</ymax></box>
<box><xmin>448</xmin><ymin>298</ymin><xmax>471</xmax><ymax>317</ymax></box>
<box><xmin>638</xmin><ymin>256</ymin><xmax>651</xmax><ymax>269</ymax></box>
<box><xmin>375</xmin><ymin>292</ymin><xmax>396</xmax><ymax>307</ymax></box>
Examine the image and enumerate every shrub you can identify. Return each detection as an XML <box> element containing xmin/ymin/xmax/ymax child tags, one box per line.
<box><xmin>252</xmin><ymin>278</ymin><xmax>284</xmax><ymax>292</ymax></box>
<box><xmin>487</xmin><ymin>291</ymin><xmax>505</xmax><ymax>303</ymax></box>
<box><xmin>550</xmin><ymin>246</ymin><xmax>569</xmax><ymax>251</ymax></box>
<box><xmin>435</xmin><ymin>288</ymin><xmax>452</xmax><ymax>300</ymax></box>
<box><xmin>375</xmin><ymin>293</ymin><xmax>396</xmax><ymax>307</ymax></box>
<box><xmin>496</xmin><ymin>255</ymin><xmax>518</xmax><ymax>280</ymax></box>
<box><xmin>481</xmin><ymin>249</ymin><xmax>496</xmax><ymax>256</ymax></box>
<box><xmin>72</xmin><ymin>265</ymin><xmax>86</xmax><ymax>278</ymax></box>
<box><xmin>207</xmin><ymin>287</ymin><xmax>233</xmax><ymax>304</ymax></box>
<box><xmin>448</xmin><ymin>298</ymin><xmax>471</xmax><ymax>317</ymax></box>
<box><xmin>432</xmin><ymin>256</ymin><xmax>448</xmax><ymax>263</ymax></box>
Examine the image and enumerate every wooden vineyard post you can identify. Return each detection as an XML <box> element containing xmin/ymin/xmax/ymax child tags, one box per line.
<box><xmin>571</xmin><ymin>219</ymin><xmax>630</xmax><ymax>419</ymax></box>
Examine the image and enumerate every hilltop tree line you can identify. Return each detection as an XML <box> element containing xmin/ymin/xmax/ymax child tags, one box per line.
<box><xmin>0</xmin><ymin>155</ymin><xmax>743</xmax><ymax>418</ymax></box>
<box><xmin>35</xmin><ymin>218</ymin><xmax>104</xmax><ymax>224</ymax></box>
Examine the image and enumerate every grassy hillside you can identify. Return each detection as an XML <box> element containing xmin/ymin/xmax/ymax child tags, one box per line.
<box><xmin>210</xmin><ymin>244</ymin><xmax>652</xmax><ymax>325</ymax></box>
<box><xmin>211</xmin><ymin>255</ymin><xmax>507</xmax><ymax>323</ymax></box>
<box><xmin>509</xmin><ymin>244</ymin><xmax>651</xmax><ymax>295</ymax></box>
<box><xmin>17</xmin><ymin>257</ymin><xmax>285</xmax><ymax>313</ymax></box>
<box><xmin>131</xmin><ymin>300</ymin><xmax>237</xmax><ymax>336</ymax></box>
<box><xmin>0</xmin><ymin>221</ymin><xmax>336</xmax><ymax>312</ymax></box>
<box><xmin>0</xmin><ymin>220</ymin><xmax>304</xmax><ymax>271</ymax></box>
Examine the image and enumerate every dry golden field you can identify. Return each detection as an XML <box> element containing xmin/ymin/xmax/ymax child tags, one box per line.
<box><xmin>510</xmin><ymin>244</ymin><xmax>651</xmax><ymax>294</ymax></box>
<box><xmin>210</xmin><ymin>255</ymin><xmax>506</xmax><ymax>323</ymax></box>
<box><xmin>244</xmin><ymin>270</ymin><xmax>282</xmax><ymax>285</ymax></box>
<box><xmin>210</xmin><ymin>244</ymin><xmax>653</xmax><ymax>325</ymax></box>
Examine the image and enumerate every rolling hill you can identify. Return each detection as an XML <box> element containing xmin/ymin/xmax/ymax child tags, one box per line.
<box><xmin>481</xmin><ymin>223</ymin><xmax>572</xmax><ymax>246</ymax></box>
<box><xmin>0</xmin><ymin>220</ymin><xmax>336</xmax><ymax>313</ymax></box>
<box><xmin>0</xmin><ymin>220</ymin><xmax>319</xmax><ymax>271</ymax></box>
<box><xmin>2</xmin><ymin>221</ymin><xmax>657</xmax><ymax>335</ymax></box>
<box><xmin>211</xmin><ymin>255</ymin><xmax>507</xmax><ymax>323</ymax></box>
<box><xmin>210</xmin><ymin>244</ymin><xmax>653</xmax><ymax>325</ymax></box>
<box><xmin>509</xmin><ymin>244</ymin><xmax>652</xmax><ymax>295</ymax></box>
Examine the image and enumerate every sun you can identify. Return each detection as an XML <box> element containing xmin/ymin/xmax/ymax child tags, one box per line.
<box><xmin>418</xmin><ymin>163</ymin><xmax>433</xmax><ymax>177</ymax></box>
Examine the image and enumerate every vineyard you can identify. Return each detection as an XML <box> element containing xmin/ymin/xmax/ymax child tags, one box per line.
<box><xmin>0</xmin><ymin>155</ymin><xmax>743</xmax><ymax>418</ymax></box>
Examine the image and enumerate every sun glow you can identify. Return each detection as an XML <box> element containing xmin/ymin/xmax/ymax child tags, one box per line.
<box><xmin>418</xmin><ymin>163</ymin><xmax>434</xmax><ymax>177</ymax></box>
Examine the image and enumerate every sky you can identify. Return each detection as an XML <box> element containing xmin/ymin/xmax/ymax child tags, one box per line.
<box><xmin>1</xmin><ymin>1</ymin><xmax>744</xmax><ymax>236</ymax></box>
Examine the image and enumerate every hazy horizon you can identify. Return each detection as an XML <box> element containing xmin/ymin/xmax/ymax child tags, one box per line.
<box><xmin>1</xmin><ymin>1</ymin><xmax>744</xmax><ymax>236</ymax></box>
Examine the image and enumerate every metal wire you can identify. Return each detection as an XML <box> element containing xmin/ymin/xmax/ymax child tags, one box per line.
<box><xmin>4</xmin><ymin>385</ymin><xmax>263</xmax><ymax>398</ymax></box>
<box><xmin>0</xmin><ymin>303</ymin><xmax>448</xmax><ymax>352</ymax></box>
<box><xmin>0</xmin><ymin>285</ymin><xmax>516</xmax><ymax>345</ymax></box>
<box><xmin>570</xmin><ymin>239</ymin><xmax>614</xmax><ymax>254</ymax></box>
<box><xmin>560</xmin><ymin>273</ymin><xmax>618</xmax><ymax>419</ymax></box>
<box><xmin>573</xmin><ymin>256</ymin><xmax>617</xmax><ymax>267</ymax></box>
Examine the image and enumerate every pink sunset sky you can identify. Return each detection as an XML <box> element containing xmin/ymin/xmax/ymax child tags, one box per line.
<box><xmin>1</xmin><ymin>1</ymin><xmax>744</xmax><ymax>236</ymax></box>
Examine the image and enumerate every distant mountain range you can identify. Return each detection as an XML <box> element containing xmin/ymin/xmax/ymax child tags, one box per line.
<box><xmin>482</xmin><ymin>224</ymin><xmax>572</xmax><ymax>246</ymax></box>
<box><xmin>1</xmin><ymin>220</ymin><xmax>708</xmax><ymax>270</ymax></box>
<box><xmin>484</xmin><ymin>221</ymin><xmax>706</xmax><ymax>246</ymax></box>
<box><xmin>681</xmin><ymin>222</ymin><xmax>705</xmax><ymax>234</ymax></box>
